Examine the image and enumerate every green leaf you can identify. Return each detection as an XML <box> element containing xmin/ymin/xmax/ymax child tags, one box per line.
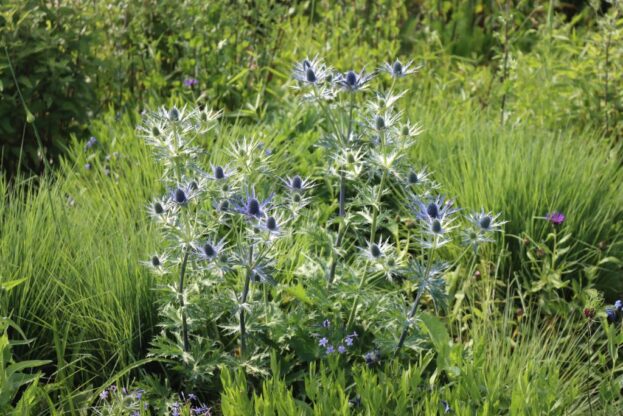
<box><xmin>0</xmin><ymin>277</ymin><xmax>27</xmax><ymax>292</ymax></box>
<box><xmin>419</xmin><ymin>312</ymin><xmax>451</xmax><ymax>370</ymax></box>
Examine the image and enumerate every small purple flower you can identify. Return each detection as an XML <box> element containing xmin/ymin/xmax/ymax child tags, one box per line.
<box><xmin>99</xmin><ymin>390</ymin><xmax>109</xmax><ymax>400</ymax></box>
<box><xmin>85</xmin><ymin>136</ymin><xmax>97</xmax><ymax>150</ymax></box>
<box><xmin>322</xmin><ymin>319</ymin><xmax>330</xmax><ymax>328</ymax></box>
<box><xmin>546</xmin><ymin>212</ymin><xmax>565</xmax><ymax>225</ymax></box>
<box><xmin>326</xmin><ymin>345</ymin><xmax>335</xmax><ymax>354</ymax></box>
<box><xmin>345</xmin><ymin>336</ymin><xmax>354</xmax><ymax>347</ymax></box>
<box><xmin>184</xmin><ymin>78</ymin><xmax>199</xmax><ymax>88</ymax></box>
<box><xmin>606</xmin><ymin>307</ymin><xmax>618</xmax><ymax>322</ymax></box>
<box><xmin>615</xmin><ymin>299</ymin><xmax>622</xmax><ymax>311</ymax></box>
<box><xmin>319</xmin><ymin>337</ymin><xmax>329</xmax><ymax>347</ymax></box>
<box><xmin>84</xmin><ymin>162</ymin><xmax>92</xmax><ymax>170</ymax></box>
<box><xmin>135</xmin><ymin>389</ymin><xmax>144</xmax><ymax>400</ymax></box>
<box><xmin>338</xmin><ymin>345</ymin><xmax>346</xmax><ymax>354</ymax></box>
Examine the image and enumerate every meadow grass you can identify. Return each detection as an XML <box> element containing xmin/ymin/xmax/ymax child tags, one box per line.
<box><xmin>1</xmin><ymin>92</ymin><xmax>621</xmax><ymax>404</ymax></box>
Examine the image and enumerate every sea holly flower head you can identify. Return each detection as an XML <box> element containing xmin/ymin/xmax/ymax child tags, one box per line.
<box><xmin>468</xmin><ymin>210</ymin><xmax>507</xmax><ymax>234</ymax></box>
<box><xmin>233</xmin><ymin>188</ymin><xmax>273</xmax><ymax>219</ymax></box>
<box><xmin>413</xmin><ymin>195</ymin><xmax>459</xmax><ymax>222</ymax></box>
<box><xmin>382</xmin><ymin>59</ymin><xmax>421</xmax><ymax>78</ymax></box>
<box><xmin>403</xmin><ymin>167</ymin><xmax>436</xmax><ymax>191</ymax></box>
<box><xmin>293</xmin><ymin>56</ymin><xmax>329</xmax><ymax>86</ymax></box>
<box><xmin>141</xmin><ymin>253</ymin><xmax>169</xmax><ymax>275</ymax></box>
<box><xmin>259</xmin><ymin>211</ymin><xmax>287</xmax><ymax>237</ymax></box>
<box><xmin>207</xmin><ymin>164</ymin><xmax>235</xmax><ymax>181</ymax></box>
<box><xmin>282</xmin><ymin>174</ymin><xmax>314</xmax><ymax>193</ymax></box>
<box><xmin>400</xmin><ymin>120</ymin><xmax>424</xmax><ymax>138</ymax></box>
<box><xmin>194</xmin><ymin>238</ymin><xmax>226</xmax><ymax>262</ymax></box>
<box><xmin>361</xmin><ymin>238</ymin><xmax>393</xmax><ymax>262</ymax></box>
<box><xmin>334</xmin><ymin>68</ymin><xmax>374</xmax><ymax>92</ymax></box>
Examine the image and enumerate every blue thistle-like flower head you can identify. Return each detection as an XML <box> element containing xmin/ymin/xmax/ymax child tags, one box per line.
<box><xmin>382</xmin><ymin>59</ymin><xmax>421</xmax><ymax>78</ymax></box>
<box><xmin>293</xmin><ymin>56</ymin><xmax>329</xmax><ymax>86</ymax></box>
<box><xmin>334</xmin><ymin>68</ymin><xmax>374</xmax><ymax>92</ymax></box>
<box><xmin>414</xmin><ymin>196</ymin><xmax>459</xmax><ymax>222</ymax></box>
<box><xmin>282</xmin><ymin>174</ymin><xmax>314</xmax><ymax>193</ymax></box>
<box><xmin>233</xmin><ymin>188</ymin><xmax>273</xmax><ymax>219</ymax></box>
<box><xmin>198</xmin><ymin>239</ymin><xmax>225</xmax><ymax>260</ymax></box>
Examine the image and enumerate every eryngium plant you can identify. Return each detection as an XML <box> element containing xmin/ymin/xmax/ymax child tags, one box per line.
<box><xmin>137</xmin><ymin>57</ymin><xmax>507</xmax><ymax>389</ymax></box>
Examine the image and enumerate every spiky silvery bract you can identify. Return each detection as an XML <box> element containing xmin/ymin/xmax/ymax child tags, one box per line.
<box><xmin>228</xmin><ymin>137</ymin><xmax>273</xmax><ymax>179</ymax></box>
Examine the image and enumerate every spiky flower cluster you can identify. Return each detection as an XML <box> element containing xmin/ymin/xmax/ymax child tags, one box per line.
<box><xmin>292</xmin><ymin>56</ymin><xmax>507</xmax><ymax>355</ymax></box>
<box><xmin>136</xmin><ymin>56</ymin><xmax>508</xmax><ymax>389</ymax></box>
<box><xmin>139</xmin><ymin>104</ymin><xmax>315</xmax><ymax>382</ymax></box>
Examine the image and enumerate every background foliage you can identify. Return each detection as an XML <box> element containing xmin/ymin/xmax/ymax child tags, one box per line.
<box><xmin>1</xmin><ymin>0</ymin><xmax>622</xmax><ymax>414</ymax></box>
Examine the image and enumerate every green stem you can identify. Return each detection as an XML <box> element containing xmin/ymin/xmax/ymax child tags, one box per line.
<box><xmin>178</xmin><ymin>249</ymin><xmax>190</xmax><ymax>352</ymax></box>
<box><xmin>239</xmin><ymin>245</ymin><xmax>254</xmax><ymax>356</ymax></box>
<box><xmin>347</xmin><ymin>169</ymin><xmax>388</xmax><ymax>327</ymax></box>
<box><xmin>395</xmin><ymin>236</ymin><xmax>437</xmax><ymax>356</ymax></box>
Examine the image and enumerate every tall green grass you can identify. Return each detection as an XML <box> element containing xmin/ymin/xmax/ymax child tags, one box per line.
<box><xmin>1</xmin><ymin>86</ymin><xmax>621</xmax><ymax>401</ymax></box>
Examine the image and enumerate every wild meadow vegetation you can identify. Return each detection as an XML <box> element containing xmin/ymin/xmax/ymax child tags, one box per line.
<box><xmin>1</xmin><ymin>0</ymin><xmax>623</xmax><ymax>414</ymax></box>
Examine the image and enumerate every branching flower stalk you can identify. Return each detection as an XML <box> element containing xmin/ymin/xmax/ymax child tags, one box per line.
<box><xmin>395</xmin><ymin>235</ymin><xmax>438</xmax><ymax>356</ymax></box>
<box><xmin>178</xmin><ymin>247</ymin><xmax>191</xmax><ymax>352</ymax></box>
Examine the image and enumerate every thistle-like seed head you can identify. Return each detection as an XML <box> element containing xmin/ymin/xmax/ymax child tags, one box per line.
<box><xmin>479</xmin><ymin>215</ymin><xmax>492</xmax><ymax>230</ymax></box>
<box><xmin>248</xmin><ymin>198</ymin><xmax>261</xmax><ymax>216</ymax></box>
<box><xmin>393</xmin><ymin>60</ymin><xmax>403</xmax><ymax>75</ymax></box>
<box><xmin>292</xmin><ymin>175</ymin><xmax>303</xmax><ymax>189</ymax></box>
<box><xmin>151</xmin><ymin>256</ymin><xmax>161</xmax><ymax>267</ymax></box>
<box><xmin>203</xmin><ymin>243</ymin><xmax>216</xmax><ymax>258</ymax></box>
<box><xmin>168</xmin><ymin>107</ymin><xmax>180</xmax><ymax>121</ymax></box>
<box><xmin>266</xmin><ymin>216</ymin><xmax>277</xmax><ymax>231</ymax></box>
<box><xmin>346</xmin><ymin>71</ymin><xmax>357</xmax><ymax>87</ymax></box>
<box><xmin>427</xmin><ymin>203</ymin><xmax>439</xmax><ymax>219</ymax></box>
<box><xmin>375</xmin><ymin>115</ymin><xmax>386</xmax><ymax>130</ymax></box>
<box><xmin>306</xmin><ymin>68</ymin><xmax>317</xmax><ymax>83</ymax></box>
<box><xmin>214</xmin><ymin>165</ymin><xmax>225</xmax><ymax>179</ymax></box>
<box><xmin>431</xmin><ymin>219</ymin><xmax>442</xmax><ymax>234</ymax></box>
<box><xmin>154</xmin><ymin>202</ymin><xmax>164</xmax><ymax>214</ymax></box>
<box><xmin>370</xmin><ymin>243</ymin><xmax>382</xmax><ymax>258</ymax></box>
<box><xmin>408</xmin><ymin>171</ymin><xmax>418</xmax><ymax>184</ymax></box>
<box><xmin>174</xmin><ymin>188</ymin><xmax>187</xmax><ymax>204</ymax></box>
